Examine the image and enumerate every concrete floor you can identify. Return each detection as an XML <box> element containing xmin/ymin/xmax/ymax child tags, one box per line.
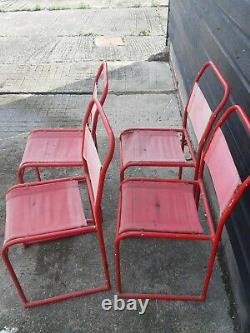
<box><xmin>0</xmin><ymin>1</ymin><xmax>235</xmax><ymax>332</ymax></box>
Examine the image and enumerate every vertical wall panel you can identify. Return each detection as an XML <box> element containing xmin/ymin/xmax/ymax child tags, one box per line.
<box><xmin>169</xmin><ymin>0</ymin><xmax>250</xmax><ymax>331</ymax></box>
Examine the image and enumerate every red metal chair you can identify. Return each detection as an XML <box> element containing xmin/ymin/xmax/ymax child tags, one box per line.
<box><xmin>115</xmin><ymin>105</ymin><xmax>249</xmax><ymax>301</ymax></box>
<box><xmin>119</xmin><ymin>61</ymin><xmax>230</xmax><ymax>181</ymax></box>
<box><xmin>2</xmin><ymin>97</ymin><xmax>115</xmax><ymax>307</ymax></box>
<box><xmin>17</xmin><ymin>61</ymin><xmax>108</xmax><ymax>183</ymax></box>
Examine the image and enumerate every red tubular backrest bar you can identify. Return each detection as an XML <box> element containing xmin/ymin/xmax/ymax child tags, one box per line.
<box><xmin>198</xmin><ymin>105</ymin><xmax>250</xmax><ymax>217</ymax></box>
<box><xmin>94</xmin><ymin>61</ymin><xmax>108</xmax><ymax>106</ymax></box>
<box><xmin>82</xmin><ymin>97</ymin><xmax>115</xmax><ymax>210</ymax></box>
<box><xmin>91</xmin><ymin>62</ymin><xmax>108</xmax><ymax>136</ymax></box>
<box><xmin>183</xmin><ymin>61</ymin><xmax>230</xmax><ymax>155</ymax></box>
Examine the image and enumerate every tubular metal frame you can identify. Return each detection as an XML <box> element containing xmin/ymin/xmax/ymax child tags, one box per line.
<box><xmin>2</xmin><ymin>97</ymin><xmax>115</xmax><ymax>307</ymax></box>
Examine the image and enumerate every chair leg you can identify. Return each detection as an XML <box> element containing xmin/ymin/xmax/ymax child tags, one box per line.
<box><xmin>35</xmin><ymin>167</ymin><xmax>41</xmax><ymax>181</ymax></box>
<box><xmin>2</xmin><ymin>231</ymin><xmax>111</xmax><ymax>308</ymax></box>
<box><xmin>114</xmin><ymin>238</ymin><xmax>122</xmax><ymax>293</ymax></box>
<box><xmin>17</xmin><ymin>166</ymin><xmax>41</xmax><ymax>183</ymax></box>
<box><xmin>2</xmin><ymin>244</ymin><xmax>28</xmax><ymax>306</ymax></box>
<box><xmin>114</xmin><ymin>235</ymin><xmax>207</xmax><ymax>301</ymax></box>
<box><xmin>120</xmin><ymin>169</ymin><xmax>125</xmax><ymax>182</ymax></box>
<box><xmin>96</xmin><ymin>227</ymin><xmax>111</xmax><ymax>289</ymax></box>
<box><xmin>201</xmin><ymin>241</ymin><xmax>219</xmax><ymax>300</ymax></box>
<box><xmin>17</xmin><ymin>167</ymin><xmax>25</xmax><ymax>184</ymax></box>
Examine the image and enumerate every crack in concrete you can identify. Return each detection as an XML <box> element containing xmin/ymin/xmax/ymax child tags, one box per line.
<box><xmin>0</xmin><ymin>34</ymin><xmax>166</xmax><ymax>38</ymax></box>
<box><xmin>0</xmin><ymin>89</ymin><xmax>177</xmax><ymax>96</ymax></box>
<box><xmin>0</xmin><ymin>5</ymin><xmax>168</xmax><ymax>13</ymax></box>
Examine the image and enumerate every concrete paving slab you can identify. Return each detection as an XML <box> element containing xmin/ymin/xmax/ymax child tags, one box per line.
<box><xmin>0</xmin><ymin>0</ymin><xmax>168</xmax><ymax>11</ymax></box>
<box><xmin>0</xmin><ymin>61</ymin><xmax>175</xmax><ymax>93</ymax></box>
<box><xmin>0</xmin><ymin>93</ymin><xmax>181</xmax><ymax>138</ymax></box>
<box><xmin>0</xmin><ymin>7</ymin><xmax>167</xmax><ymax>37</ymax></box>
<box><xmin>0</xmin><ymin>35</ymin><xmax>166</xmax><ymax>64</ymax></box>
<box><xmin>95</xmin><ymin>37</ymin><xmax>125</xmax><ymax>47</ymax></box>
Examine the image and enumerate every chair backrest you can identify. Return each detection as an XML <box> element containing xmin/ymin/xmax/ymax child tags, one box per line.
<box><xmin>197</xmin><ymin>105</ymin><xmax>250</xmax><ymax>234</ymax></box>
<box><xmin>94</xmin><ymin>61</ymin><xmax>108</xmax><ymax>105</ymax></box>
<box><xmin>82</xmin><ymin>96</ymin><xmax>115</xmax><ymax>213</ymax></box>
<box><xmin>90</xmin><ymin>62</ymin><xmax>108</xmax><ymax>138</ymax></box>
<box><xmin>183</xmin><ymin>61</ymin><xmax>230</xmax><ymax>161</ymax></box>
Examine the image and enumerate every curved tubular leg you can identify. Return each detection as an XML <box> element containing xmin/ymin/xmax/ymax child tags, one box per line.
<box><xmin>2</xmin><ymin>244</ymin><xmax>28</xmax><ymax>306</ymax></box>
<box><xmin>2</xmin><ymin>231</ymin><xmax>111</xmax><ymax>308</ymax></box>
<box><xmin>201</xmin><ymin>241</ymin><xmax>220</xmax><ymax>300</ymax></box>
<box><xmin>178</xmin><ymin>166</ymin><xmax>183</xmax><ymax>179</ymax></box>
<box><xmin>17</xmin><ymin>166</ymin><xmax>41</xmax><ymax>184</ymax></box>
<box><xmin>114</xmin><ymin>238</ymin><xmax>122</xmax><ymax>293</ymax></box>
<box><xmin>17</xmin><ymin>166</ymin><xmax>25</xmax><ymax>184</ymax></box>
<box><xmin>96</xmin><ymin>225</ymin><xmax>111</xmax><ymax>289</ymax></box>
<box><xmin>120</xmin><ymin>169</ymin><xmax>125</xmax><ymax>183</ymax></box>
<box><xmin>115</xmin><ymin>235</ymin><xmax>211</xmax><ymax>301</ymax></box>
<box><xmin>35</xmin><ymin>167</ymin><xmax>41</xmax><ymax>181</ymax></box>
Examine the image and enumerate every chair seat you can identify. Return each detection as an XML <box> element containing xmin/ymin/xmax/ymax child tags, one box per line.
<box><xmin>21</xmin><ymin>129</ymin><xmax>83</xmax><ymax>165</ymax></box>
<box><xmin>119</xmin><ymin>180</ymin><xmax>203</xmax><ymax>234</ymax></box>
<box><xmin>120</xmin><ymin>129</ymin><xmax>186</xmax><ymax>166</ymax></box>
<box><xmin>5</xmin><ymin>180</ymin><xmax>87</xmax><ymax>242</ymax></box>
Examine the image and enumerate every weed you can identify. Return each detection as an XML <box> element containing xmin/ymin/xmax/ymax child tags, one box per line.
<box><xmin>34</xmin><ymin>4</ymin><xmax>41</xmax><ymax>11</ymax></box>
<box><xmin>48</xmin><ymin>6</ymin><xmax>70</xmax><ymax>11</ymax></box>
<box><xmin>139</xmin><ymin>28</ymin><xmax>151</xmax><ymax>36</ymax></box>
<box><xmin>78</xmin><ymin>4</ymin><xmax>90</xmax><ymax>9</ymax></box>
<box><xmin>81</xmin><ymin>32</ymin><xmax>98</xmax><ymax>37</ymax></box>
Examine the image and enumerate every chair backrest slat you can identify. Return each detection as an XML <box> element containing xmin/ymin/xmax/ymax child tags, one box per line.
<box><xmin>82</xmin><ymin>97</ymin><xmax>115</xmax><ymax>208</ymax></box>
<box><xmin>183</xmin><ymin>61</ymin><xmax>230</xmax><ymax>157</ymax></box>
<box><xmin>204</xmin><ymin>128</ymin><xmax>241</xmax><ymax>214</ymax></box>
<box><xmin>90</xmin><ymin>82</ymin><xmax>98</xmax><ymax>122</ymax></box>
<box><xmin>198</xmin><ymin>105</ymin><xmax>249</xmax><ymax>218</ymax></box>
<box><xmin>94</xmin><ymin>61</ymin><xmax>108</xmax><ymax>106</ymax></box>
<box><xmin>187</xmin><ymin>82</ymin><xmax>212</xmax><ymax>143</ymax></box>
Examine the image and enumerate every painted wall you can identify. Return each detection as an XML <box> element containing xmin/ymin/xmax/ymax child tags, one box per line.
<box><xmin>168</xmin><ymin>0</ymin><xmax>250</xmax><ymax>331</ymax></box>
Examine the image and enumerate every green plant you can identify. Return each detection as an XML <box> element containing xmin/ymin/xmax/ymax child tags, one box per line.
<box><xmin>34</xmin><ymin>4</ymin><xmax>41</xmax><ymax>11</ymax></box>
<box><xmin>139</xmin><ymin>28</ymin><xmax>151</xmax><ymax>36</ymax></box>
<box><xmin>48</xmin><ymin>5</ymin><xmax>71</xmax><ymax>11</ymax></box>
<box><xmin>81</xmin><ymin>32</ymin><xmax>98</xmax><ymax>37</ymax></box>
<box><xmin>78</xmin><ymin>4</ymin><xmax>90</xmax><ymax>9</ymax></box>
